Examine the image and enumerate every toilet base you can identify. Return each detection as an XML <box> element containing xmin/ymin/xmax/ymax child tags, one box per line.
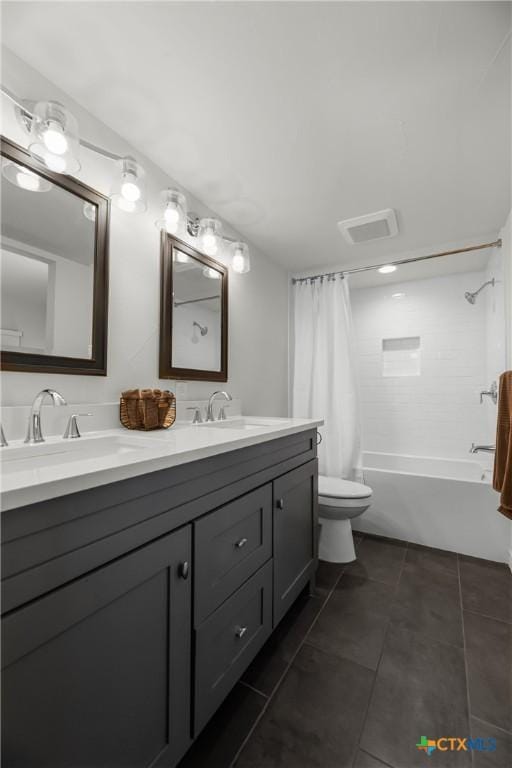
<box><xmin>318</xmin><ymin>517</ymin><xmax>356</xmax><ymax>563</ymax></box>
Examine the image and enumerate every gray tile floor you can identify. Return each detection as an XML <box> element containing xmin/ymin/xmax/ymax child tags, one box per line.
<box><xmin>179</xmin><ymin>534</ymin><xmax>512</xmax><ymax>768</ymax></box>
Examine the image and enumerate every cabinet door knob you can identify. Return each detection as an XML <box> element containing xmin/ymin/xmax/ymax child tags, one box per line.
<box><xmin>179</xmin><ymin>561</ymin><xmax>189</xmax><ymax>579</ymax></box>
<box><xmin>276</xmin><ymin>498</ymin><xmax>284</xmax><ymax>510</ymax></box>
<box><xmin>235</xmin><ymin>537</ymin><xmax>248</xmax><ymax>548</ymax></box>
<box><xmin>235</xmin><ymin>625</ymin><xmax>248</xmax><ymax>639</ymax></box>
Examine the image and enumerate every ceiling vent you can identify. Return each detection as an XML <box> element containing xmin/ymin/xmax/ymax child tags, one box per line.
<box><xmin>337</xmin><ymin>208</ymin><xmax>398</xmax><ymax>245</ymax></box>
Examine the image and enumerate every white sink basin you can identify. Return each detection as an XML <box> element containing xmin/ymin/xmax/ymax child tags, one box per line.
<box><xmin>199</xmin><ymin>417</ymin><xmax>292</xmax><ymax>431</ymax></box>
<box><xmin>1</xmin><ymin>434</ymin><xmax>160</xmax><ymax>474</ymax></box>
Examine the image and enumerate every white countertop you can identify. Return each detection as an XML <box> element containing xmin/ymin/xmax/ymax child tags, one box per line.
<box><xmin>0</xmin><ymin>417</ymin><xmax>322</xmax><ymax>512</ymax></box>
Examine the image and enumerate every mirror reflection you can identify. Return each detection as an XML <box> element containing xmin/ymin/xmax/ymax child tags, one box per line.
<box><xmin>172</xmin><ymin>249</ymin><xmax>222</xmax><ymax>371</ymax></box>
<box><xmin>1</xmin><ymin>156</ymin><xmax>96</xmax><ymax>359</ymax></box>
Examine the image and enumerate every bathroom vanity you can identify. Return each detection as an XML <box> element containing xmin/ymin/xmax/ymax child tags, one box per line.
<box><xmin>1</xmin><ymin>418</ymin><xmax>320</xmax><ymax>768</ymax></box>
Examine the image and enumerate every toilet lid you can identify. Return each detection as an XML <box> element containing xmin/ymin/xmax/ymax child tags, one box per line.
<box><xmin>318</xmin><ymin>475</ymin><xmax>372</xmax><ymax>499</ymax></box>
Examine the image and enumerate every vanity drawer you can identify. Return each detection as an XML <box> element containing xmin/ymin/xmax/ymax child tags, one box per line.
<box><xmin>194</xmin><ymin>560</ymin><xmax>272</xmax><ymax>734</ymax></box>
<box><xmin>194</xmin><ymin>484</ymin><xmax>272</xmax><ymax>624</ymax></box>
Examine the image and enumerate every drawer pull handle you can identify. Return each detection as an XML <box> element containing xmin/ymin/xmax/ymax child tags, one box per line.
<box><xmin>235</xmin><ymin>537</ymin><xmax>248</xmax><ymax>548</ymax></box>
<box><xmin>179</xmin><ymin>561</ymin><xmax>189</xmax><ymax>579</ymax></box>
<box><xmin>276</xmin><ymin>498</ymin><xmax>284</xmax><ymax>510</ymax></box>
<box><xmin>235</xmin><ymin>625</ymin><xmax>248</xmax><ymax>639</ymax></box>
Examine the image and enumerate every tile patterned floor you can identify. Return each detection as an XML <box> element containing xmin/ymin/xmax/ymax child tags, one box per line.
<box><xmin>178</xmin><ymin>534</ymin><xmax>512</xmax><ymax>768</ymax></box>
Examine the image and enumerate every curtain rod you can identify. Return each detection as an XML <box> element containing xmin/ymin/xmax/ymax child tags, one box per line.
<box><xmin>174</xmin><ymin>295</ymin><xmax>220</xmax><ymax>307</ymax></box>
<box><xmin>291</xmin><ymin>239</ymin><xmax>502</xmax><ymax>284</ymax></box>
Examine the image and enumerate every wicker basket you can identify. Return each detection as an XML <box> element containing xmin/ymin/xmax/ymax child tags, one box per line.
<box><xmin>120</xmin><ymin>389</ymin><xmax>176</xmax><ymax>431</ymax></box>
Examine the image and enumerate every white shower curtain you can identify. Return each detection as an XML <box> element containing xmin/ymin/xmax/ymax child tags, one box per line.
<box><xmin>292</xmin><ymin>275</ymin><xmax>362</xmax><ymax>480</ymax></box>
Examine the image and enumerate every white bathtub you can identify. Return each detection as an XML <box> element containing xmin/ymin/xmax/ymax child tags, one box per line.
<box><xmin>352</xmin><ymin>451</ymin><xmax>511</xmax><ymax>563</ymax></box>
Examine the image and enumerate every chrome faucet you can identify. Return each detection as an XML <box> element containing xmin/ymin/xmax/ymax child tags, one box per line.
<box><xmin>25</xmin><ymin>389</ymin><xmax>67</xmax><ymax>444</ymax></box>
<box><xmin>470</xmin><ymin>443</ymin><xmax>496</xmax><ymax>454</ymax></box>
<box><xmin>206</xmin><ymin>391</ymin><xmax>232</xmax><ymax>422</ymax></box>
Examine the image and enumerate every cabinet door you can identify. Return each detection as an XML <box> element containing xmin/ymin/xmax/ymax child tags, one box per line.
<box><xmin>273</xmin><ymin>459</ymin><xmax>318</xmax><ymax>626</ymax></box>
<box><xmin>2</xmin><ymin>526</ymin><xmax>192</xmax><ymax>768</ymax></box>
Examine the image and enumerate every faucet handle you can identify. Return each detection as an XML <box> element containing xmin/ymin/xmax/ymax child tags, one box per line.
<box><xmin>186</xmin><ymin>406</ymin><xmax>203</xmax><ymax>424</ymax></box>
<box><xmin>0</xmin><ymin>423</ymin><xmax>8</xmax><ymax>447</ymax></box>
<box><xmin>63</xmin><ymin>413</ymin><xmax>92</xmax><ymax>439</ymax></box>
<box><xmin>218</xmin><ymin>405</ymin><xmax>230</xmax><ymax>421</ymax></box>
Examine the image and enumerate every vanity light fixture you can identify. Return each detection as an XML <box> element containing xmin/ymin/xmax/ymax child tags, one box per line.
<box><xmin>198</xmin><ymin>218</ymin><xmax>222</xmax><ymax>257</ymax></box>
<box><xmin>111</xmin><ymin>157</ymin><xmax>147</xmax><ymax>213</ymax></box>
<box><xmin>231</xmin><ymin>241</ymin><xmax>251</xmax><ymax>274</ymax></box>
<box><xmin>156</xmin><ymin>189</ymin><xmax>187</xmax><ymax>235</ymax></box>
<box><xmin>378</xmin><ymin>264</ymin><xmax>397</xmax><ymax>274</ymax></box>
<box><xmin>2</xmin><ymin>160</ymin><xmax>52</xmax><ymax>192</ymax></box>
<box><xmin>28</xmin><ymin>101</ymin><xmax>80</xmax><ymax>174</ymax></box>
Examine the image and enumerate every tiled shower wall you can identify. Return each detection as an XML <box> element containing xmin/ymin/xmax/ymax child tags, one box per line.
<box><xmin>350</xmin><ymin>261</ymin><xmax>505</xmax><ymax>459</ymax></box>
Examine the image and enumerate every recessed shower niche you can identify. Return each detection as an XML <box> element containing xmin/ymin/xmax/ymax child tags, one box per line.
<box><xmin>382</xmin><ymin>336</ymin><xmax>421</xmax><ymax>377</ymax></box>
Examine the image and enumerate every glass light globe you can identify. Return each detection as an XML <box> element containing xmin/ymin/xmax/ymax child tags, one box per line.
<box><xmin>1</xmin><ymin>161</ymin><xmax>52</xmax><ymax>193</ymax></box>
<box><xmin>198</xmin><ymin>218</ymin><xmax>222</xmax><ymax>257</ymax></box>
<box><xmin>120</xmin><ymin>172</ymin><xmax>141</xmax><ymax>202</ymax></box>
<box><xmin>16</xmin><ymin>169</ymin><xmax>41</xmax><ymax>192</ymax></box>
<box><xmin>164</xmin><ymin>205</ymin><xmax>180</xmax><ymax>234</ymax></box>
<box><xmin>111</xmin><ymin>157</ymin><xmax>146</xmax><ymax>213</ymax></box>
<box><xmin>117</xmin><ymin>197</ymin><xmax>137</xmax><ymax>213</ymax></box>
<box><xmin>44</xmin><ymin>154</ymin><xmax>67</xmax><ymax>173</ymax></box>
<box><xmin>43</xmin><ymin>121</ymin><xmax>68</xmax><ymax>155</ymax></box>
<box><xmin>231</xmin><ymin>241</ymin><xmax>250</xmax><ymax>274</ymax></box>
<box><xmin>28</xmin><ymin>101</ymin><xmax>80</xmax><ymax>174</ymax></box>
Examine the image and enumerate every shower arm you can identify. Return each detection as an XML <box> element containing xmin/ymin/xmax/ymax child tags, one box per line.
<box><xmin>470</xmin><ymin>278</ymin><xmax>495</xmax><ymax>300</ymax></box>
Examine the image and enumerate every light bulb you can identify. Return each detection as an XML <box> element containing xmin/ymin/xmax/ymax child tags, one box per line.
<box><xmin>203</xmin><ymin>267</ymin><xmax>220</xmax><ymax>279</ymax></box>
<box><xmin>15</xmin><ymin>169</ymin><xmax>41</xmax><ymax>192</ymax></box>
<box><xmin>232</xmin><ymin>250</ymin><xmax>245</xmax><ymax>273</ymax></box>
<box><xmin>164</xmin><ymin>205</ymin><xmax>180</xmax><ymax>234</ymax></box>
<box><xmin>174</xmin><ymin>251</ymin><xmax>190</xmax><ymax>264</ymax></box>
<box><xmin>120</xmin><ymin>172</ymin><xmax>141</xmax><ymax>202</ymax></box>
<box><xmin>378</xmin><ymin>264</ymin><xmax>397</xmax><ymax>274</ymax></box>
<box><xmin>44</xmin><ymin>154</ymin><xmax>67</xmax><ymax>173</ymax></box>
<box><xmin>202</xmin><ymin>232</ymin><xmax>217</xmax><ymax>256</ymax></box>
<box><xmin>42</xmin><ymin>120</ymin><xmax>68</xmax><ymax>155</ymax></box>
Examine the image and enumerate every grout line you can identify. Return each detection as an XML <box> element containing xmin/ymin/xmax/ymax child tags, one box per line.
<box><xmin>348</xmin><ymin>540</ymin><xmax>409</xmax><ymax>768</ymax></box>
<box><xmin>470</xmin><ymin>715</ymin><xmax>512</xmax><ymax>737</ymax></box>
<box><xmin>229</xmin><ymin>556</ymin><xmax>353</xmax><ymax>767</ymax></box>
<box><xmin>462</xmin><ymin>607</ymin><xmax>512</xmax><ymax>626</ymax></box>
<box><xmin>228</xmin><ymin>581</ymin><xmax>333</xmax><ymax>767</ymax></box>
<box><xmin>238</xmin><ymin>680</ymin><xmax>269</xmax><ymax>699</ymax></box>
<box><xmin>457</xmin><ymin>552</ymin><xmax>475</xmax><ymax>768</ymax></box>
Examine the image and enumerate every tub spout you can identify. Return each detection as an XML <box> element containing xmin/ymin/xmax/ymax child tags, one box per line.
<box><xmin>469</xmin><ymin>443</ymin><xmax>496</xmax><ymax>454</ymax></box>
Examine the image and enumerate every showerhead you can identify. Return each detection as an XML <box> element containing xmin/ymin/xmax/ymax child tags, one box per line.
<box><xmin>464</xmin><ymin>278</ymin><xmax>495</xmax><ymax>305</ymax></box>
<box><xmin>193</xmin><ymin>321</ymin><xmax>208</xmax><ymax>336</ymax></box>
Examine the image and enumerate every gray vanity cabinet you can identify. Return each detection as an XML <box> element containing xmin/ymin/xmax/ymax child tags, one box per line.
<box><xmin>1</xmin><ymin>428</ymin><xmax>318</xmax><ymax>768</ymax></box>
<box><xmin>1</xmin><ymin>526</ymin><xmax>192</xmax><ymax>768</ymax></box>
<box><xmin>273</xmin><ymin>459</ymin><xmax>318</xmax><ymax>625</ymax></box>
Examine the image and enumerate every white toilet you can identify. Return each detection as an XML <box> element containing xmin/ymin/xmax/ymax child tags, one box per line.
<box><xmin>318</xmin><ymin>475</ymin><xmax>373</xmax><ymax>563</ymax></box>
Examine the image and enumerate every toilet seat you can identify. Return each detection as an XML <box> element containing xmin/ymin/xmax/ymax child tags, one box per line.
<box><xmin>318</xmin><ymin>475</ymin><xmax>372</xmax><ymax>506</ymax></box>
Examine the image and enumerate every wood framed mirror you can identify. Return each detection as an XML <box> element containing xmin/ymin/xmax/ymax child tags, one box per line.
<box><xmin>0</xmin><ymin>136</ymin><xmax>109</xmax><ymax>375</ymax></box>
<box><xmin>160</xmin><ymin>234</ymin><xmax>228</xmax><ymax>381</ymax></box>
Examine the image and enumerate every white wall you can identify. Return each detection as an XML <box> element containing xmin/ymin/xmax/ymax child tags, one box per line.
<box><xmin>350</xmin><ymin>269</ymin><xmax>505</xmax><ymax>460</ymax></box>
<box><xmin>0</xmin><ymin>48</ymin><xmax>289</xmax><ymax>420</ymax></box>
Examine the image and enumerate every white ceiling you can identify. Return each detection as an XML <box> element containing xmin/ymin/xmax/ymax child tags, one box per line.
<box><xmin>2</xmin><ymin>1</ymin><xmax>511</xmax><ymax>274</ymax></box>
